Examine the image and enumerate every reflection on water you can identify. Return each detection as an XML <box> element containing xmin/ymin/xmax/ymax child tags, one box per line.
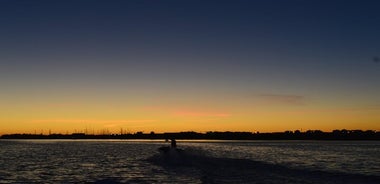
<box><xmin>0</xmin><ymin>140</ymin><xmax>184</xmax><ymax>183</ymax></box>
<box><xmin>0</xmin><ymin>140</ymin><xmax>379</xmax><ymax>183</ymax></box>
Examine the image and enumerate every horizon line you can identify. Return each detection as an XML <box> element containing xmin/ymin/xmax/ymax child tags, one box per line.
<box><xmin>1</xmin><ymin>129</ymin><xmax>379</xmax><ymax>136</ymax></box>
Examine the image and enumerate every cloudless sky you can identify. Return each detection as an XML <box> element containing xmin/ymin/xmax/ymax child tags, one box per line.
<box><xmin>1</xmin><ymin>0</ymin><xmax>380</xmax><ymax>134</ymax></box>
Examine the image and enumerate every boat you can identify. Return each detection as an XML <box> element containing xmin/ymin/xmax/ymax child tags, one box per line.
<box><xmin>158</xmin><ymin>146</ymin><xmax>183</xmax><ymax>154</ymax></box>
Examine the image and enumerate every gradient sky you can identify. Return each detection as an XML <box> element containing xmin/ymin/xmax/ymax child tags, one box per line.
<box><xmin>1</xmin><ymin>0</ymin><xmax>380</xmax><ymax>134</ymax></box>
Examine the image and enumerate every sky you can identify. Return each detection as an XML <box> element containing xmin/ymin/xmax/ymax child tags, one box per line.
<box><xmin>1</xmin><ymin>0</ymin><xmax>380</xmax><ymax>134</ymax></box>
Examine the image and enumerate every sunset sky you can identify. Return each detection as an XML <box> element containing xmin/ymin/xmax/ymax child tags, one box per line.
<box><xmin>1</xmin><ymin>0</ymin><xmax>380</xmax><ymax>134</ymax></box>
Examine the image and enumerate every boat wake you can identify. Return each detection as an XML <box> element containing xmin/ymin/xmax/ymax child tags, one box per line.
<box><xmin>147</xmin><ymin>147</ymin><xmax>380</xmax><ymax>184</ymax></box>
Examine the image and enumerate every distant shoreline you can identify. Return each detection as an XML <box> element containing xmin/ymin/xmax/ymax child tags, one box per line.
<box><xmin>1</xmin><ymin>130</ymin><xmax>379</xmax><ymax>140</ymax></box>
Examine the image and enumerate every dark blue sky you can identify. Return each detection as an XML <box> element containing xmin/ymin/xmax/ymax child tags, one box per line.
<box><xmin>1</xmin><ymin>0</ymin><xmax>380</xmax><ymax>94</ymax></box>
<box><xmin>1</xmin><ymin>0</ymin><xmax>380</xmax><ymax>132</ymax></box>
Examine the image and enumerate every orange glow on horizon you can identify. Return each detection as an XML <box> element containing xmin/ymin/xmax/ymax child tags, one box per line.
<box><xmin>1</xmin><ymin>91</ymin><xmax>380</xmax><ymax>135</ymax></box>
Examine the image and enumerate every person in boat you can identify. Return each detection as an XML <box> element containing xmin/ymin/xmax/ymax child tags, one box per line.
<box><xmin>170</xmin><ymin>138</ymin><xmax>176</xmax><ymax>148</ymax></box>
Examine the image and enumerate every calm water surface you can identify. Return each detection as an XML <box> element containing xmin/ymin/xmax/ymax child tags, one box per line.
<box><xmin>0</xmin><ymin>140</ymin><xmax>379</xmax><ymax>183</ymax></box>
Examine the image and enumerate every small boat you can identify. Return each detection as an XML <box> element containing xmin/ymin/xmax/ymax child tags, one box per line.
<box><xmin>158</xmin><ymin>139</ymin><xmax>183</xmax><ymax>155</ymax></box>
<box><xmin>158</xmin><ymin>146</ymin><xmax>171</xmax><ymax>153</ymax></box>
<box><xmin>158</xmin><ymin>138</ymin><xmax>183</xmax><ymax>154</ymax></box>
<box><xmin>158</xmin><ymin>146</ymin><xmax>183</xmax><ymax>154</ymax></box>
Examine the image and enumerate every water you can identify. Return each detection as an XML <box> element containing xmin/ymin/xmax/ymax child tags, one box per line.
<box><xmin>0</xmin><ymin>140</ymin><xmax>379</xmax><ymax>183</ymax></box>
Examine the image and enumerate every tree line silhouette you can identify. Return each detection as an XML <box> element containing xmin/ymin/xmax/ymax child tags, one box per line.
<box><xmin>1</xmin><ymin>129</ymin><xmax>379</xmax><ymax>140</ymax></box>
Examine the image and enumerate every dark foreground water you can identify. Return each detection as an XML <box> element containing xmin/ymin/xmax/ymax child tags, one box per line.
<box><xmin>0</xmin><ymin>140</ymin><xmax>379</xmax><ymax>183</ymax></box>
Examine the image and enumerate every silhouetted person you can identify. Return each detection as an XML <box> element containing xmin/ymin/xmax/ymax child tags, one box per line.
<box><xmin>171</xmin><ymin>138</ymin><xmax>176</xmax><ymax>148</ymax></box>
